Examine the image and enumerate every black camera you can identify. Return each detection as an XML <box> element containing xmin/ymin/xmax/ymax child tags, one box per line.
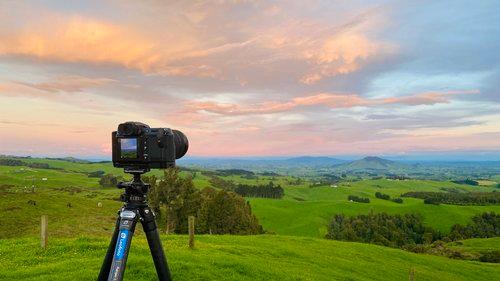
<box><xmin>112</xmin><ymin>122</ymin><xmax>188</xmax><ymax>171</ymax></box>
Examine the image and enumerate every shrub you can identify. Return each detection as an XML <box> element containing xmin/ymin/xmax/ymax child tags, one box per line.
<box><xmin>392</xmin><ymin>198</ymin><xmax>403</xmax><ymax>204</ymax></box>
<box><xmin>479</xmin><ymin>251</ymin><xmax>500</xmax><ymax>263</ymax></box>
<box><xmin>347</xmin><ymin>195</ymin><xmax>370</xmax><ymax>203</ymax></box>
<box><xmin>424</xmin><ymin>198</ymin><xmax>440</xmax><ymax>205</ymax></box>
<box><xmin>88</xmin><ymin>170</ymin><xmax>105</xmax><ymax>178</ymax></box>
<box><xmin>375</xmin><ymin>192</ymin><xmax>391</xmax><ymax>200</ymax></box>
<box><xmin>99</xmin><ymin>174</ymin><xmax>122</xmax><ymax>187</ymax></box>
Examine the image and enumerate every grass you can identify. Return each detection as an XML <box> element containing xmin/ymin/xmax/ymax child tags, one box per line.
<box><xmin>1</xmin><ymin>160</ymin><xmax>499</xmax><ymax>238</ymax></box>
<box><xmin>447</xmin><ymin>237</ymin><xmax>500</xmax><ymax>259</ymax></box>
<box><xmin>249</xmin><ymin>179</ymin><xmax>499</xmax><ymax>237</ymax></box>
<box><xmin>0</xmin><ymin>235</ymin><xmax>499</xmax><ymax>281</ymax></box>
<box><xmin>0</xmin><ymin>157</ymin><xmax>499</xmax><ymax>280</ymax></box>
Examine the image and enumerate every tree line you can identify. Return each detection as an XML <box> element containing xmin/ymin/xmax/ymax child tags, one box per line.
<box><xmin>208</xmin><ymin>175</ymin><xmax>284</xmax><ymax>199</ymax></box>
<box><xmin>348</xmin><ymin>195</ymin><xmax>370</xmax><ymax>203</ymax></box>
<box><xmin>452</xmin><ymin>179</ymin><xmax>479</xmax><ymax>186</ymax></box>
<box><xmin>326</xmin><ymin>211</ymin><xmax>499</xmax><ymax>249</ymax></box>
<box><xmin>234</xmin><ymin>182</ymin><xmax>284</xmax><ymax>199</ymax></box>
<box><xmin>375</xmin><ymin>192</ymin><xmax>403</xmax><ymax>204</ymax></box>
<box><xmin>401</xmin><ymin>191</ymin><xmax>499</xmax><ymax>205</ymax></box>
<box><xmin>144</xmin><ymin>169</ymin><xmax>263</xmax><ymax>235</ymax></box>
<box><xmin>0</xmin><ymin>158</ymin><xmax>54</xmax><ymax>169</ymax></box>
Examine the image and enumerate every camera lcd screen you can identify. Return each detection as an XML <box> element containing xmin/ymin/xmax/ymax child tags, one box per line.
<box><xmin>120</xmin><ymin>138</ymin><xmax>138</xmax><ymax>159</ymax></box>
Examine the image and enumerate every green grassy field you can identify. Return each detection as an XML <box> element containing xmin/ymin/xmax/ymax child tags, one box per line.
<box><xmin>1</xmin><ymin>158</ymin><xmax>499</xmax><ymax>238</ymax></box>
<box><xmin>249</xmin><ymin>179</ymin><xmax>499</xmax><ymax>237</ymax></box>
<box><xmin>0</xmin><ymin>157</ymin><xmax>499</xmax><ymax>280</ymax></box>
<box><xmin>1</xmin><ymin>235</ymin><xmax>499</xmax><ymax>281</ymax></box>
<box><xmin>446</xmin><ymin>237</ymin><xmax>500</xmax><ymax>260</ymax></box>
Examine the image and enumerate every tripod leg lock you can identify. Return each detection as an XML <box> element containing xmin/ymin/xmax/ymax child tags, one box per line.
<box><xmin>140</xmin><ymin>207</ymin><xmax>158</xmax><ymax>232</ymax></box>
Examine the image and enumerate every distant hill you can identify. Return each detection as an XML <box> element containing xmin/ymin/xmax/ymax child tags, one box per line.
<box><xmin>335</xmin><ymin>156</ymin><xmax>408</xmax><ymax>172</ymax></box>
<box><xmin>46</xmin><ymin>157</ymin><xmax>92</xmax><ymax>164</ymax></box>
<box><xmin>282</xmin><ymin>156</ymin><xmax>346</xmax><ymax>166</ymax></box>
<box><xmin>179</xmin><ymin>156</ymin><xmax>347</xmax><ymax>172</ymax></box>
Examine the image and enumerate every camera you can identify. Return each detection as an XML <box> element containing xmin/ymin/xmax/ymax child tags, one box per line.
<box><xmin>112</xmin><ymin>121</ymin><xmax>188</xmax><ymax>171</ymax></box>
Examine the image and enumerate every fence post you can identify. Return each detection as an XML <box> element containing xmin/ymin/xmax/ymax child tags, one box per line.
<box><xmin>41</xmin><ymin>215</ymin><xmax>48</xmax><ymax>249</ymax></box>
<box><xmin>188</xmin><ymin>216</ymin><xmax>195</xmax><ymax>249</ymax></box>
<box><xmin>409</xmin><ymin>267</ymin><xmax>415</xmax><ymax>281</ymax></box>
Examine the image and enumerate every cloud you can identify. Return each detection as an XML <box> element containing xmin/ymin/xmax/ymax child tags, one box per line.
<box><xmin>187</xmin><ymin>90</ymin><xmax>479</xmax><ymax>115</ymax></box>
<box><xmin>15</xmin><ymin>76</ymin><xmax>115</xmax><ymax>93</ymax></box>
<box><xmin>0</xmin><ymin>16</ymin><xmax>156</xmax><ymax>67</ymax></box>
<box><xmin>0</xmin><ymin>76</ymin><xmax>116</xmax><ymax>112</ymax></box>
<box><xmin>0</xmin><ymin>1</ymin><xmax>394</xmax><ymax>90</ymax></box>
<box><xmin>0</xmin><ymin>1</ymin><xmax>498</xmax><ymax>158</ymax></box>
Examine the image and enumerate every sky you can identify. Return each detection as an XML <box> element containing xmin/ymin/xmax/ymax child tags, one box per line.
<box><xmin>0</xmin><ymin>0</ymin><xmax>499</xmax><ymax>159</ymax></box>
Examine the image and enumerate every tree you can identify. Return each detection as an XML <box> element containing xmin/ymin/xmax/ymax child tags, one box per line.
<box><xmin>88</xmin><ymin>170</ymin><xmax>105</xmax><ymax>178</ymax></box>
<box><xmin>99</xmin><ymin>174</ymin><xmax>122</xmax><ymax>187</ymax></box>
<box><xmin>147</xmin><ymin>168</ymin><xmax>262</xmax><ymax>235</ymax></box>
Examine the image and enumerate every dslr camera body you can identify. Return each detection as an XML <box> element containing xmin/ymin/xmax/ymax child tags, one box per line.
<box><xmin>112</xmin><ymin>121</ymin><xmax>188</xmax><ymax>171</ymax></box>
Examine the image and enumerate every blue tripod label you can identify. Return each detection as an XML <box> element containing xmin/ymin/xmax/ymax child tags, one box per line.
<box><xmin>115</xmin><ymin>229</ymin><xmax>129</xmax><ymax>260</ymax></box>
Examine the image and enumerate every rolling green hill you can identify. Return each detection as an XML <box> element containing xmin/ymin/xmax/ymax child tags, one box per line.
<box><xmin>334</xmin><ymin>156</ymin><xmax>406</xmax><ymax>171</ymax></box>
<box><xmin>0</xmin><ymin>156</ymin><xmax>499</xmax><ymax>280</ymax></box>
<box><xmin>1</xmin><ymin>157</ymin><xmax>498</xmax><ymax>238</ymax></box>
<box><xmin>1</xmin><ymin>235</ymin><xmax>499</xmax><ymax>281</ymax></box>
<box><xmin>249</xmin><ymin>179</ymin><xmax>499</xmax><ymax>237</ymax></box>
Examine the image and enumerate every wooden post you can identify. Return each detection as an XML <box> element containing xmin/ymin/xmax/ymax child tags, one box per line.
<box><xmin>188</xmin><ymin>216</ymin><xmax>195</xmax><ymax>249</ymax></box>
<box><xmin>41</xmin><ymin>215</ymin><xmax>48</xmax><ymax>249</ymax></box>
<box><xmin>409</xmin><ymin>267</ymin><xmax>415</xmax><ymax>281</ymax></box>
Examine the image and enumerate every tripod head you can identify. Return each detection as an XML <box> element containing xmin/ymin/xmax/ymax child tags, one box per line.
<box><xmin>117</xmin><ymin>169</ymin><xmax>151</xmax><ymax>204</ymax></box>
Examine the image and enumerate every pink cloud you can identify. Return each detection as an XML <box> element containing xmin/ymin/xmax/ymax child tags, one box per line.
<box><xmin>187</xmin><ymin>90</ymin><xmax>480</xmax><ymax>115</ymax></box>
<box><xmin>16</xmin><ymin>76</ymin><xmax>115</xmax><ymax>93</ymax></box>
<box><xmin>0</xmin><ymin>2</ymin><xmax>393</xmax><ymax>86</ymax></box>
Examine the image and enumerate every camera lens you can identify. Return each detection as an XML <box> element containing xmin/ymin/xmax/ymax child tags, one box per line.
<box><xmin>172</xmin><ymin>130</ymin><xmax>189</xmax><ymax>159</ymax></box>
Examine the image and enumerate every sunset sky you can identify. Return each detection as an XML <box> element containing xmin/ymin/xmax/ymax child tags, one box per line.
<box><xmin>0</xmin><ymin>1</ymin><xmax>499</xmax><ymax>159</ymax></box>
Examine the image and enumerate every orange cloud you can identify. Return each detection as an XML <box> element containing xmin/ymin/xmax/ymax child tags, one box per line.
<box><xmin>16</xmin><ymin>76</ymin><xmax>115</xmax><ymax>93</ymax></box>
<box><xmin>379</xmin><ymin>90</ymin><xmax>480</xmax><ymax>105</ymax></box>
<box><xmin>300</xmin><ymin>32</ymin><xmax>389</xmax><ymax>84</ymax></box>
<box><xmin>188</xmin><ymin>90</ymin><xmax>479</xmax><ymax>115</ymax></box>
<box><xmin>0</xmin><ymin>3</ymin><xmax>393</xmax><ymax>85</ymax></box>
<box><xmin>0</xmin><ymin>16</ymin><xmax>156</xmax><ymax>69</ymax></box>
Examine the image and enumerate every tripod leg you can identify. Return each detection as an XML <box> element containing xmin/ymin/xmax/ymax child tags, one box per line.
<box><xmin>107</xmin><ymin>210</ymin><xmax>138</xmax><ymax>281</ymax></box>
<box><xmin>98</xmin><ymin>216</ymin><xmax>120</xmax><ymax>281</ymax></box>
<box><xmin>140</xmin><ymin>207</ymin><xmax>172</xmax><ymax>281</ymax></box>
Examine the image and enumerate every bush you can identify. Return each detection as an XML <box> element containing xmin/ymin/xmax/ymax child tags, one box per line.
<box><xmin>479</xmin><ymin>251</ymin><xmax>500</xmax><ymax>263</ymax></box>
<box><xmin>347</xmin><ymin>195</ymin><xmax>370</xmax><ymax>203</ymax></box>
<box><xmin>375</xmin><ymin>192</ymin><xmax>391</xmax><ymax>200</ymax></box>
<box><xmin>392</xmin><ymin>198</ymin><xmax>403</xmax><ymax>204</ymax></box>
<box><xmin>424</xmin><ymin>198</ymin><xmax>440</xmax><ymax>205</ymax></box>
<box><xmin>99</xmin><ymin>174</ymin><xmax>122</xmax><ymax>187</ymax></box>
<box><xmin>88</xmin><ymin>170</ymin><xmax>105</xmax><ymax>178</ymax></box>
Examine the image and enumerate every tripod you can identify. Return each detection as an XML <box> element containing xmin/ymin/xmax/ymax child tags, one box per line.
<box><xmin>97</xmin><ymin>169</ymin><xmax>172</xmax><ymax>281</ymax></box>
